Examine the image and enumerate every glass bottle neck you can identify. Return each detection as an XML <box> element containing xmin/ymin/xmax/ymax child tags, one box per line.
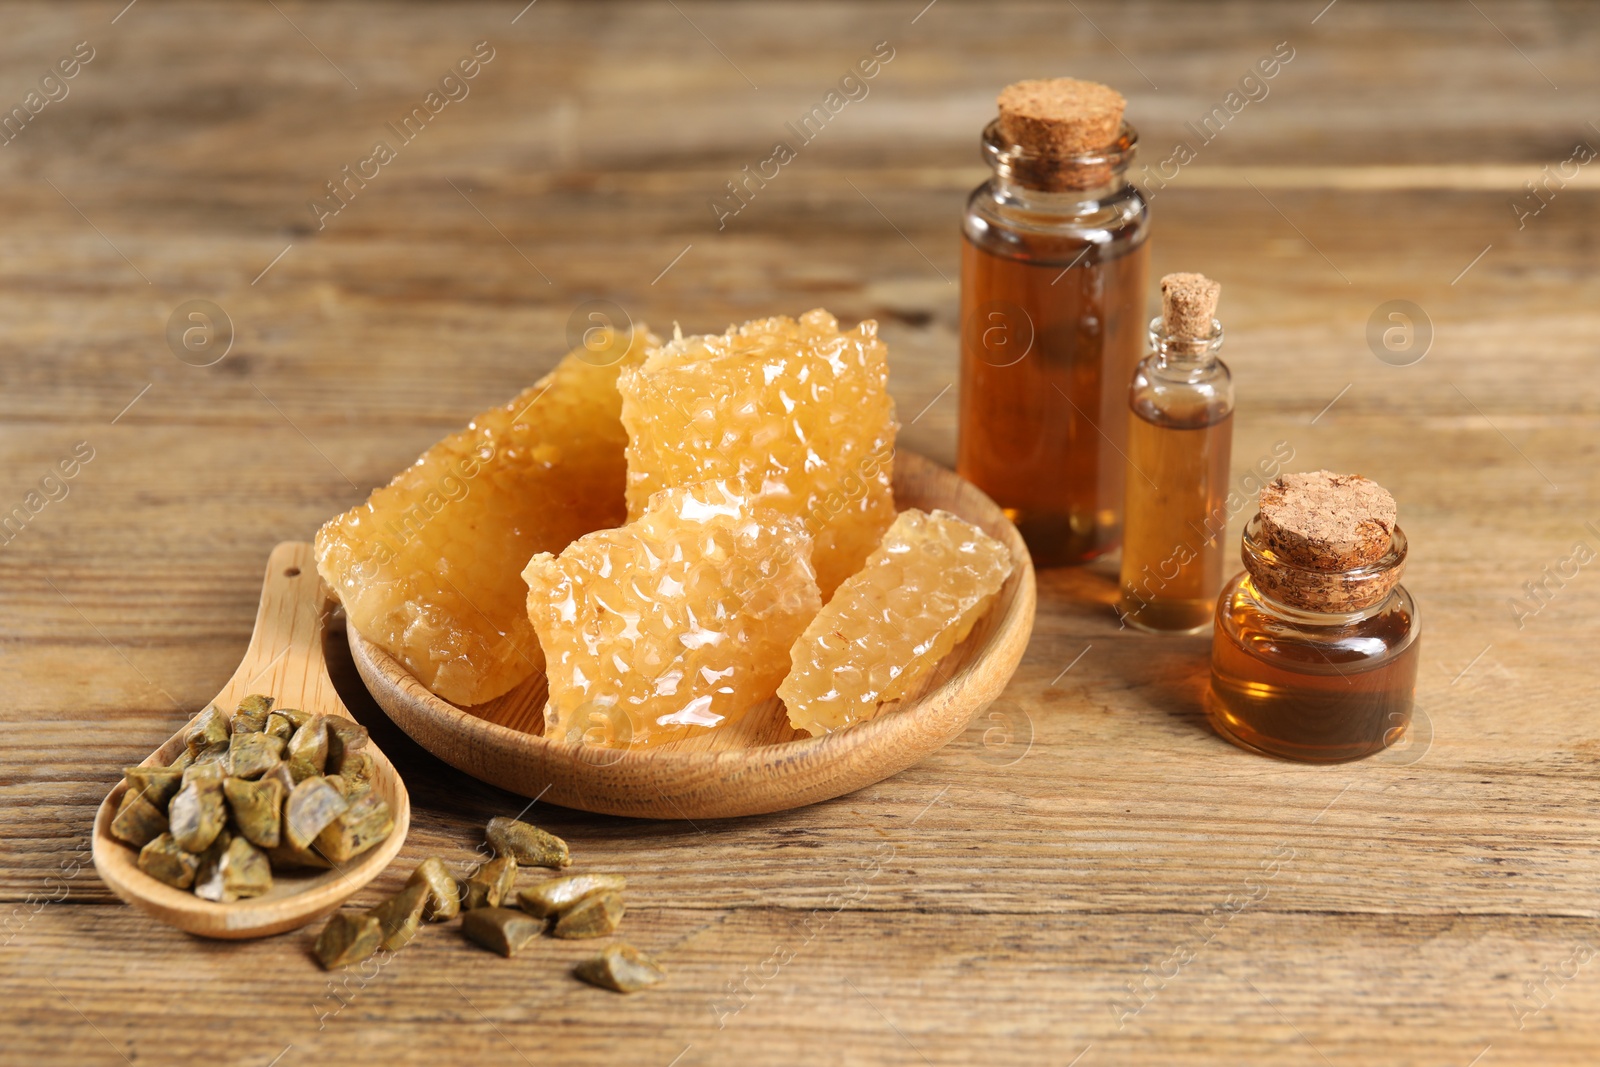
<box><xmin>1239</xmin><ymin>516</ymin><xmax>1409</xmax><ymax>616</ymax></box>
<box><xmin>1147</xmin><ymin>316</ymin><xmax>1224</xmax><ymax>375</ymax></box>
<box><xmin>993</xmin><ymin>172</ymin><xmax>1131</xmax><ymax>205</ymax></box>
<box><xmin>1242</xmin><ymin>576</ymin><xmax>1392</xmax><ymax>626</ymax></box>
<box><xmin>981</xmin><ymin>118</ymin><xmax>1138</xmax><ymax>199</ymax></box>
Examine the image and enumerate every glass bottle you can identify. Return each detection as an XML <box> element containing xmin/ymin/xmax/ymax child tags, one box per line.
<box><xmin>958</xmin><ymin>114</ymin><xmax>1151</xmax><ymax>566</ymax></box>
<box><xmin>1208</xmin><ymin>510</ymin><xmax>1421</xmax><ymax>763</ymax></box>
<box><xmin>1118</xmin><ymin>283</ymin><xmax>1234</xmax><ymax>633</ymax></box>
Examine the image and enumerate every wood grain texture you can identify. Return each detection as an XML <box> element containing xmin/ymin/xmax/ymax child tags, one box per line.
<box><xmin>351</xmin><ymin>451</ymin><xmax>1035</xmax><ymax>819</ymax></box>
<box><xmin>90</xmin><ymin>542</ymin><xmax>411</xmax><ymax>939</ymax></box>
<box><xmin>2</xmin><ymin>1</ymin><xmax>1599</xmax><ymax>1064</ymax></box>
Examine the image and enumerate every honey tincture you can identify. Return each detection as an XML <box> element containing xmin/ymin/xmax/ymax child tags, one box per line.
<box><xmin>1118</xmin><ymin>273</ymin><xmax>1234</xmax><ymax>633</ymax></box>
<box><xmin>1208</xmin><ymin>472</ymin><xmax>1421</xmax><ymax>762</ymax></box>
<box><xmin>957</xmin><ymin>78</ymin><xmax>1151</xmax><ymax>566</ymax></box>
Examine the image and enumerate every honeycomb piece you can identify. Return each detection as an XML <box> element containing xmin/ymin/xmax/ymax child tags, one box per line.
<box><xmin>521</xmin><ymin>482</ymin><xmax>822</xmax><ymax>748</ymax></box>
<box><xmin>617</xmin><ymin>308</ymin><xmax>898</xmax><ymax>599</ymax></box>
<box><xmin>314</xmin><ymin>328</ymin><xmax>656</xmax><ymax>706</ymax></box>
<box><xmin>778</xmin><ymin>508</ymin><xmax>1013</xmax><ymax>737</ymax></box>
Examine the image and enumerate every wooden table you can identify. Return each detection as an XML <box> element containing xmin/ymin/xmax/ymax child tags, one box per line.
<box><xmin>4</xmin><ymin>2</ymin><xmax>1597</xmax><ymax>1063</ymax></box>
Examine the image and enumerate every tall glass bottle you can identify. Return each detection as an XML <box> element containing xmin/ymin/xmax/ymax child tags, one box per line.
<box><xmin>1118</xmin><ymin>274</ymin><xmax>1234</xmax><ymax>633</ymax></box>
<box><xmin>958</xmin><ymin>79</ymin><xmax>1150</xmax><ymax>567</ymax></box>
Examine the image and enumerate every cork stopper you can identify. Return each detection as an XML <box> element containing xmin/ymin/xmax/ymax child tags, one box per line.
<box><xmin>1258</xmin><ymin>471</ymin><xmax>1397</xmax><ymax>571</ymax></box>
<box><xmin>1245</xmin><ymin>471</ymin><xmax>1405</xmax><ymax>613</ymax></box>
<box><xmin>996</xmin><ymin>78</ymin><xmax>1126</xmax><ymax>191</ymax></box>
<box><xmin>998</xmin><ymin>78</ymin><xmax>1126</xmax><ymax>157</ymax></box>
<box><xmin>1160</xmin><ymin>273</ymin><xmax>1221</xmax><ymax>341</ymax></box>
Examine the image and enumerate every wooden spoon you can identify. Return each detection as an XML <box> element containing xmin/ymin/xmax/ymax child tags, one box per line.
<box><xmin>91</xmin><ymin>542</ymin><xmax>410</xmax><ymax>940</ymax></box>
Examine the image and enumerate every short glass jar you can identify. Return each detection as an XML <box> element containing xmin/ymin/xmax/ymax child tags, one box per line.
<box><xmin>1207</xmin><ymin>515</ymin><xmax>1420</xmax><ymax>762</ymax></box>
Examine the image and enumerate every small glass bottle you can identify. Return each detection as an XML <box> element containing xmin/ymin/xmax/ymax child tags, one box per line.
<box><xmin>1208</xmin><ymin>472</ymin><xmax>1421</xmax><ymax>762</ymax></box>
<box><xmin>1118</xmin><ymin>273</ymin><xmax>1233</xmax><ymax>633</ymax></box>
<box><xmin>958</xmin><ymin>78</ymin><xmax>1151</xmax><ymax>566</ymax></box>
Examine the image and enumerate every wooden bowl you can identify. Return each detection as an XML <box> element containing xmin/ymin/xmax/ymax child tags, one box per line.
<box><xmin>349</xmin><ymin>452</ymin><xmax>1035</xmax><ymax>819</ymax></box>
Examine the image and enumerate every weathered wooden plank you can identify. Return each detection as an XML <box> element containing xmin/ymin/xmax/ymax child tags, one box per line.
<box><xmin>5</xmin><ymin>907</ymin><xmax>1600</xmax><ymax>1065</ymax></box>
<box><xmin>2</xmin><ymin>1</ymin><xmax>1599</xmax><ymax>1064</ymax></box>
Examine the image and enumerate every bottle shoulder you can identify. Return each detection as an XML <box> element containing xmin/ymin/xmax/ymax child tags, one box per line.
<box><xmin>963</xmin><ymin>178</ymin><xmax>1149</xmax><ymax>266</ymax></box>
<box><xmin>1130</xmin><ymin>356</ymin><xmax>1235</xmax><ymax>428</ymax></box>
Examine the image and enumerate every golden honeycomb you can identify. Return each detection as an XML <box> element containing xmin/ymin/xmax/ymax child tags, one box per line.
<box><xmin>521</xmin><ymin>481</ymin><xmax>822</xmax><ymax>748</ymax></box>
<box><xmin>778</xmin><ymin>508</ymin><xmax>1013</xmax><ymax>737</ymax></box>
<box><xmin>314</xmin><ymin>328</ymin><xmax>655</xmax><ymax>706</ymax></box>
<box><xmin>617</xmin><ymin>308</ymin><xmax>898</xmax><ymax>599</ymax></box>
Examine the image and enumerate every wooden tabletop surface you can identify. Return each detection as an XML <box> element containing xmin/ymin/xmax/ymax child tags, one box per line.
<box><xmin>4</xmin><ymin>2</ymin><xmax>1598</xmax><ymax>1064</ymax></box>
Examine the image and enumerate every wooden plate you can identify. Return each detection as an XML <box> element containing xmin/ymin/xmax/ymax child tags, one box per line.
<box><xmin>349</xmin><ymin>452</ymin><xmax>1036</xmax><ymax>819</ymax></box>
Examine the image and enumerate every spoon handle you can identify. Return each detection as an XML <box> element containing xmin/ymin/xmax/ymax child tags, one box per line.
<box><xmin>217</xmin><ymin>542</ymin><xmax>349</xmax><ymax>719</ymax></box>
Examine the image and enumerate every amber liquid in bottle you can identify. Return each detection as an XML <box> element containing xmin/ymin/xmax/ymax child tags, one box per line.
<box><xmin>959</xmin><ymin>235</ymin><xmax>1149</xmax><ymax>566</ymax></box>
<box><xmin>957</xmin><ymin>121</ymin><xmax>1150</xmax><ymax>567</ymax></box>
<box><xmin>1120</xmin><ymin>411</ymin><xmax>1233</xmax><ymax>631</ymax></box>
<box><xmin>1209</xmin><ymin>577</ymin><xmax>1421</xmax><ymax>762</ymax></box>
